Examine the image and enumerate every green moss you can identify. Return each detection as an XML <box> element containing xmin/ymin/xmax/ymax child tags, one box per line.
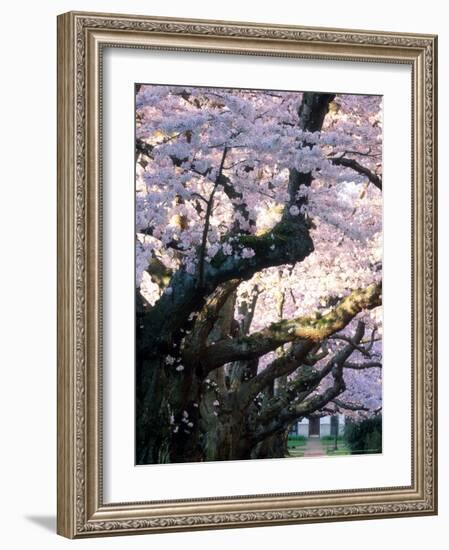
<box><xmin>209</xmin><ymin>218</ymin><xmax>310</xmax><ymax>271</ymax></box>
<box><xmin>315</xmin><ymin>316</ymin><xmax>332</xmax><ymax>327</ymax></box>
<box><xmin>240</xmin><ymin>220</ymin><xmax>303</xmax><ymax>252</ymax></box>
<box><xmin>238</xmin><ymin>232</ymin><xmax>274</xmax><ymax>255</ymax></box>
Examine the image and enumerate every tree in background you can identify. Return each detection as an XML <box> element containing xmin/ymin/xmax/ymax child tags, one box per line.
<box><xmin>344</xmin><ymin>414</ymin><xmax>383</xmax><ymax>454</ymax></box>
<box><xmin>135</xmin><ymin>85</ymin><xmax>383</xmax><ymax>464</ymax></box>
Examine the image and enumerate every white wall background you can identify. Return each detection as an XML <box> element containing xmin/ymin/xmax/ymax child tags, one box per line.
<box><xmin>0</xmin><ymin>0</ymin><xmax>446</xmax><ymax>547</ymax></box>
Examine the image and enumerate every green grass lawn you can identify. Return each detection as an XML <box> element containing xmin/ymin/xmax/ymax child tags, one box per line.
<box><xmin>287</xmin><ymin>435</ymin><xmax>307</xmax><ymax>449</ymax></box>
<box><xmin>320</xmin><ymin>436</ymin><xmax>350</xmax><ymax>455</ymax></box>
<box><xmin>325</xmin><ymin>444</ymin><xmax>351</xmax><ymax>456</ymax></box>
<box><xmin>286</xmin><ymin>435</ymin><xmax>380</xmax><ymax>458</ymax></box>
<box><xmin>320</xmin><ymin>435</ymin><xmax>345</xmax><ymax>443</ymax></box>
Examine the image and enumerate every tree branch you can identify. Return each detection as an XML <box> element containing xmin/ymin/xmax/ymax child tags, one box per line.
<box><xmin>245</xmin><ymin>322</ymin><xmax>366</xmax><ymax>434</ymax></box>
<box><xmin>329</xmin><ymin>156</ymin><xmax>382</xmax><ymax>191</ymax></box>
<box><xmin>202</xmin><ymin>283</ymin><xmax>381</xmax><ymax>371</ymax></box>
<box><xmin>239</xmin><ymin>321</ymin><xmax>365</xmax><ymax>410</ymax></box>
<box><xmin>286</xmin><ymin>93</ymin><xmax>336</xmax><ymax>216</ymax></box>
<box><xmin>332</xmin><ymin>398</ymin><xmax>369</xmax><ymax>412</ymax></box>
<box><xmin>239</xmin><ymin>341</ymin><xmax>315</xmax><ymax>404</ymax></box>
<box><xmin>198</xmin><ymin>147</ymin><xmax>228</xmax><ymax>288</ymax></box>
<box><xmin>138</xmin><ymin>135</ymin><xmax>256</xmax><ymax>235</ymax></box>
<box><xmin>251</xmin><ymin>360</ymin><xmax>346</xmax><ymax>444</ymax></box>
<box><xmin>343</xmin><ymin>361</ymin><xmax>382</xmax><ymax>370</ymax></box>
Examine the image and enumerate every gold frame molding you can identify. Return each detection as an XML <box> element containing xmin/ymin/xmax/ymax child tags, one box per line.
<box><xmin>57</xmin><ymin>11</ymin><xmax>438</xmax><ymax>539</ymax></box>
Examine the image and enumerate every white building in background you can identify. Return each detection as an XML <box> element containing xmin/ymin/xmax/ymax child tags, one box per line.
<box><xmin>290</xmin><ymin>414</ymin><xmax>346</xmax><ymax>437</ymax></box>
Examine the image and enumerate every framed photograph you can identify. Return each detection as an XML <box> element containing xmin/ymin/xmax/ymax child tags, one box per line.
<box><xmin>57</xmin><ymin>11</ymin><xmax>438</xmax><ymax>538</ymax></box>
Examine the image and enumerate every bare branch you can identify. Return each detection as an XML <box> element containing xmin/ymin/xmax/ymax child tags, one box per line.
<box><xmin>343</xmin><ymin>361</ymin><xmax>382</xmax><ymax>370</ymax></box>
<box><xmin>332</xmin><ymin>398</ymin><xmax>369</xmax><ymax>412</ymax></box>
<box><xmin>329</xmin><ymin>336</ymin><xmax>371</xmax><ymax>357</ymax></box>
<box><xmin>328</xmin><ymin>148</ymin><xmax>381</xmax><ymax>159</ymax></box>
<box><xmin>251</xmin><ymin>360</ymin><xmax>346</xmax><ymax>444</ymax></box>
<box><xmin>365</xmin><ymin>326</ymin><xmax>379</xmax><ymax>352</ymax></box>
<box><xmin>198</xmin><ymin>147</ymin><xmax>228</xmax><ymax>288</ymax></box>
<box><xmin>240</xmin><ymin>341</ymin><xmax>315</xmax><ymax>404</ymax></box>
<box><xmin>244</xmin><ymin>321</ymin><xmax>365</xmax><ymax>413</ymax></box>
<box><xmin>329</xmin><ymin>156</ymin><xmax>382</xmax><ymax>191</ymax></box>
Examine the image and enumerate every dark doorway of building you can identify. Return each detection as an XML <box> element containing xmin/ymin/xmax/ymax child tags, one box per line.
<box><xmin>330</xmin><ymin>415</ymin><xmax>339</xmax><ymax>437</ymax></box>
<box><xmin>309</xmin><ymin>417</ymin><xmax>320</xmax><ymax>437</ymax></box>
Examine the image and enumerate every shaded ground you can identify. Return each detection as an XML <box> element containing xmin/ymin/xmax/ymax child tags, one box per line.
<box><xmin>288</xmin><ymin>447</ymin><xmax>305</xmax><ymax>458</ymax></box>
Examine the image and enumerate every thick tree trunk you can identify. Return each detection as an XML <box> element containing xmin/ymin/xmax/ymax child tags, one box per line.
<box><xmin>136</xmin><ymin>356</ymin><xmax>171</xmax><ymax>464</ymax></box>
<box><xmin>251</xmin><ymin>429</ymin><xmax>289</xmax><ymax>459</ymax></box>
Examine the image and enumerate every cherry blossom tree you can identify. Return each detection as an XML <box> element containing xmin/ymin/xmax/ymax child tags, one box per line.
<box><xmin>135</xmin><ymin>84</ymin><xmax>383</xmax><ymax>464</ymax></box>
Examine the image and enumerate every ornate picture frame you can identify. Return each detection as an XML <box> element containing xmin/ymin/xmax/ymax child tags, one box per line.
<box><xmin>57</xmin><ymin>11</ymin><xmax>437</xmax><ymax>538</ymax></box>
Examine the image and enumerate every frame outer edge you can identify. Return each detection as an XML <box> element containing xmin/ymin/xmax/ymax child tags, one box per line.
<box><xmin>432</xmin><ymin>35</ymin><xmax>439</xmax><ymax>515</ymax></box>
<box><xmin>57</xmin><ymin>12</ymin><xmax>77</xmax><ymax>539</ymax></box>
<box><xmin>56</xmin><ymin>10</ymin><xmax>438</xmax><ymax>538</ymax></box>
